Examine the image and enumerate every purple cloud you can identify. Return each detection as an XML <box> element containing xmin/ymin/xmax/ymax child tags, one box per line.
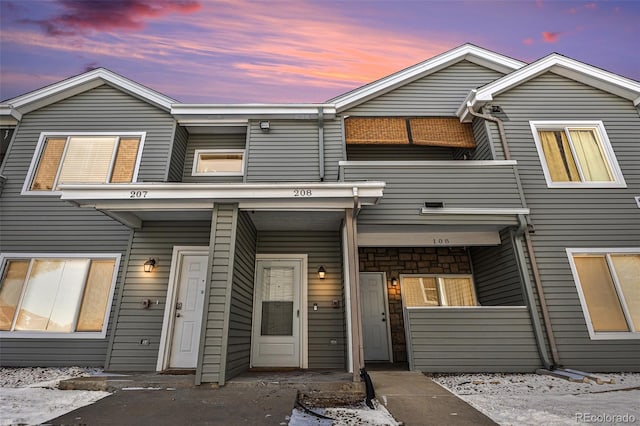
<box><xmin>23</xmin><ymin>0</ymin><xmax>201</xmax><ymax>36</ymax></box>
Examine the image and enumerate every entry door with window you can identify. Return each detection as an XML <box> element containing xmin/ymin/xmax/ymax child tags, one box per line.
<box><xmin>251</xmin><ymin>259</ymin><xmax>302</xmax><ymax>367</ymax></box>
<box><xmin>360</xmin><ymin>272</ymin><xmax>391</xmax><ymax>361</ymax></box>
<box><xmin>169</xmin><ymin>254</ymin><xmax>208</xmax><ymax>368</ymax></box>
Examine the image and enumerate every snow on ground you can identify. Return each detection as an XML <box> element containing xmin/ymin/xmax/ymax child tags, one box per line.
<box><xmin>0</xmin><ymin>367</ymin><xmax>110</xmax><ymax>426</ymax></box>
<box><xmin>434</xmin><ymin>372</ymin><xmax>640</xmax><ymax>426</ymax></box>
<box><xmin>289</xmin><ymin>400</ymin><xmax>399</xmax><ymax>426</ymax></box>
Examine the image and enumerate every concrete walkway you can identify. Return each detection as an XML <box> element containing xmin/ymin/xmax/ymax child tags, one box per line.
<box><xmin>368</xmin><ymin>371</ymin><xmax>496</xmax><ymax>426</ymax></box>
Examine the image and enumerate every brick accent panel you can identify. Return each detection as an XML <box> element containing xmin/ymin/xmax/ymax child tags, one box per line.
<box><xmin>359</xmin><ymin>247</ymin><xmax>471</xmax><ymax>363</ymax></box>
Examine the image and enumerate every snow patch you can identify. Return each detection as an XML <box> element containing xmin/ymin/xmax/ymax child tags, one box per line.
<box><xmin>0</xmin><ymin>367</ymin><xmax>110</xmax><ymax>426</ymax></box>
<box><xmin>433</xmin><ymin>373</ymin><xmax>640</xmax><ymax>426</ymax></box>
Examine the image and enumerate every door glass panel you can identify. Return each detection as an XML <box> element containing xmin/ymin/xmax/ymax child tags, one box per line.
<box><xmin>260</xmin><ymin>266</ymin><xmax>294</xmax><ymax>336</ymax></box>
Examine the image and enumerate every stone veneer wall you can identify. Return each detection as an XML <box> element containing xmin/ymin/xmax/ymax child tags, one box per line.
<box><xmin>358</xmin><ymin>247</ymin><xmax>472</xmax><ymax>363</ymax></box>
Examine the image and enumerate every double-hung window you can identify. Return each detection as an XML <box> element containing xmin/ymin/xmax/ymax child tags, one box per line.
<box><xmin>24</xmin><ymin>133</ymin><xmax>144</xmax><ymax>193</ymax></box>
<box><xmin>401</xmin><ymin>274</ymin><xmax>478</xmax><ymax>307</ymax></box>
<box><xmin>0</xmin><ymin>254</ymin><xmax>120</xmax><ymax>338</ymax></box>
<box><xmin>566</xmin><ymin>249</ymin><xmax>639</xmax><ymax>339</ymax></box>
<box><xmin>530</xmin><ymin>121</ymin><xmax>625</xmax><ymax>188</ymax></box>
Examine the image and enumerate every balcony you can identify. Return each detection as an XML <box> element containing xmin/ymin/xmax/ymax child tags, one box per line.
<box><xmin>339</xmin><ymin>160</ymin><xmax>527</xmax><ymax>226</ymax></box>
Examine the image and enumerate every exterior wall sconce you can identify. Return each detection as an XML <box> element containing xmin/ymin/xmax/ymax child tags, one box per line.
<box><xmin>259</xmin><ymin>121</ymin><xmax>270</xmax><ymax>131</ymax></box>
<box><xmin>317</xmin><ymin>265</ymin><xmax>326</xmax><ymax>279</ymax></box>
<box><xmin>144</xmin><ymin>258</ymin><xmax>157</xmax><ymax>273</ymax></box>
<box><xmin>391</xmin><ymin>277</ymin><xmax>399</xmax><ymax>286</ymax></box>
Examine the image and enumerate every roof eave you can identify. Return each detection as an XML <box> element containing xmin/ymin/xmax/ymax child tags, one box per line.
<box><xmin>5</xmin><ymin>69</ymin><xmax>176</xmax><ymax>115</ymax></box>
<box><xmin>331</xmin><ymin>44</ymin><xmax>525</xmax><ymax>113</ymax></box>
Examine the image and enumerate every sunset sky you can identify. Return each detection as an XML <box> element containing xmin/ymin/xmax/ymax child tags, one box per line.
<box><xmin>1</xmin><ymin>0</ymin><xmax>638</xmax><ymax>103</ymax></box>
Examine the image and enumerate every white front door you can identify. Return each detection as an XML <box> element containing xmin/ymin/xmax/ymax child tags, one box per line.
<box><xmin>169</xmin><ymin>254</ymin><xmax>208</xmax><ymax>368</ymax></box>
<box><xmin>360</xmin><ymin>272</ymin><xmax>391</xmax><ymax>361</ymax></box>
<box><xmin>251</xmin><ymin>258</ymin><xmax>303</xmax><ymax>367</ymax></box>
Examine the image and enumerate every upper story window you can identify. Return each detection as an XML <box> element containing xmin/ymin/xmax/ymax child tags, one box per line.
<box><xmin>566</xmin><ymin>248</ymin><xmax>639</xmax><ymax>340</ymax></box>
<box><xmin>192</xmin><ymin>149</ymin><xmax>245</xmax><ymax>176</ymax></box>
<box><xmin>0</xmin><ymin>253</ymin><xmax>120</xmax><ymax>338</ymax></box>
<box><xmin>530</xmin><ymin>121</ymin><xmax>625</xmax><ymax>188</ymax></box>
<box><xmin>23</xmin><ymin>133</ymin><xmax>145</xmax><ymax>193</ymax></box>
<box><xmin>401</xmin><ymin>274</ymin><xmax>478</xmax><ymax>307</ymax></box>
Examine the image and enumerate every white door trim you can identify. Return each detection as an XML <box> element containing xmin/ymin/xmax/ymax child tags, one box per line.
<box><xmin>251</xmin><ymin>253</ymin><xmax>308</xmax><ymax>368</ymax></box>
<box><xmin>360</xmin><ymin>272</ymin><xmax>393</xmax><ymax>362</ymax></box>
<box><xmin>156</xmin><ymin>246</ymin><xmax>209</xmax><ymax>371</ymax></box>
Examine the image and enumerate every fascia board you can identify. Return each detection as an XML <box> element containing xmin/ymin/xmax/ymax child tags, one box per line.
<box><xmin>171</xmin><ymin>104</ymin><xmax>337</xmax><ymax>120</ymax></box>
<box><xmin>59</xmin><ymin>181</ymin><xmax>386</xmax><ymax>204</ymax></box>
<box><xmin>331</xmin><ymin>44</ymin><xmax>525</xmax><ymax>112</ymax></box>
<box><xmin>0</xmin><ymin>105</ymin><xmax>22</xmax><ymax>121</ymax></box>
<box><xmin>6</xmin><ymin>69</ymin><xmax>176</xmax><ymax>114</ymax></box>
<box><xmin>474</xmin><ymin>54</ymin><xmax>640</xmax><ymax>105</ymax></box>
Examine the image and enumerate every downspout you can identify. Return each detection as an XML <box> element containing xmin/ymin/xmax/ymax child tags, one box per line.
<box><xmin>467</xmin><ymin>104</ymin><xmax>561</xmax><ymax>367</ymax></box>
<box><xmin>318</xmin><ymin>107</ymin><xmax>325</xmax><ymax>182</ymax></box>
<box><xmin>513</xmin><ymin>216</ymin><xmax>553</xmax><ymax>370</ymax></box>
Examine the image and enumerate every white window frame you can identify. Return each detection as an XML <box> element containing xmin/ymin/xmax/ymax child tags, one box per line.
<box><xmin>400</xmin><ymin>274</ymin><xmax>478</xmax><ymax>309</ymax></box>
<box><xmin>192</xmin><ymin>149</ymin><xmax>245</xmax><ymax>176</ymax></box>
<box><xmin>21</xmin><ymin>132</ymin><xmax>146</xmax><ymax>195</ymax></box>
<box><xmin>0</xmin><ymin>253</ymin><xmax>121</xmax><ymax>339</ymax></box>
<box><xmin>529</xmin><ymin>121</ymin><xmax>626</xmax><ymax>188</ymax></box>
<box><xmin>566</xmin><ymin>248</ymin><xmax>639</xmax><ymax>340</ymax></box>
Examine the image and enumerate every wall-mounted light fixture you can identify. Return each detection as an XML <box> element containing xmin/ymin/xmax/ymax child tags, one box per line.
<box><xmin>259</xmin><ymin>121</ymin><xmax>270</xmax><ymax>131</ymax></box>
<box><xmin>144</xmin><ymin>258</ymin><xmax>157</xmax><ymax>273</ymax></box>
<box><xmin>317</xmin><ymin>265</ymin><xmax>326</xmax><ymax>279</ymax></box>
<box><xmin>391</xmin><ymin>277</ymin><xmax>398</xmax><ymax>286</ymax></box>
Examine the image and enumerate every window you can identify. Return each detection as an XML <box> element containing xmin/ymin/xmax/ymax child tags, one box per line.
<box><xmin>192</xmin><ymin>149</ymin><xmax>245</xmax><ymax>176</ymax></box>
<box><xmin>401</xmin><ymin>275</ymin><xmax>477</xmax><ymax>307</ymax></box>
<box><xmin>567</xmin><ymin>249</ymin><xmax>639</xmax><ymax>339</ymax></box>
<box><xmin>24</xmin><ymin>133</ymin><xmax>144</xmax><ymax>193</ymax></box>
<box><xmin>530</xmin><ymin>121</ymin><xmax>625</xmax><ymax>188</ymax></box>
<box><xmin>0</xmin><ymin>254</ymin><xmax>120</xmax><ymax>338</ymax></box>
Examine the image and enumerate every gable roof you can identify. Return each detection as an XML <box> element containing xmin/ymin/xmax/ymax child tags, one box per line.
<box><xmin>1</xmin><ymin>68</ymin><xmax>177</xmax><ymax>120</ymax></box>
<box><xmin>328</xmin><ymin>43</ymin><xmax>526</xmax><ymax>112</ymax></box>
<box><xmin>459</xmin><ymin>53</ymin><xmax>640</xmax><ymax>121</ymax></box>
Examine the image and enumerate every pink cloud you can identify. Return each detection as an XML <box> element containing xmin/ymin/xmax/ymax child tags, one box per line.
<box><xmin>25</xmin><ymin>0</ymin><xmax>201</xmax><ymax>36</ymax></box>
<box><xmin>542</xmin><ymin>31</ymin><xmax>562</xmax><ymax>43</ymax></box>
<box><xmin>584</xmin><ymin>2</ymin><xmax>597</xmax><ymax>10</ymax></box>
<box><xmin>522</xmin><ymin>37</ymin><xmax>534</xmax><ymax>46</ymax></box>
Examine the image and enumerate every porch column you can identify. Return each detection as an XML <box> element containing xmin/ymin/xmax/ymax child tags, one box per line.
<box><xmin>345</xmin><ymin>208</ymin><xmax>364</xmax><ymax>381</ymax></box>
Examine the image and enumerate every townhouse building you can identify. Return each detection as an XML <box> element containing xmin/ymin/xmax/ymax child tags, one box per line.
<box><xmin>1</xmin><ymin>44</ymin><xmax>638</xmax><ymax>385</ymax></box>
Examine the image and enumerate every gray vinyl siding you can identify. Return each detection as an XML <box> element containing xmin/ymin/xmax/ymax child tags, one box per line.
<box><xmin>225</xmin><ymin>211</ymin><xmax>257</xmax><ymax>380</ymax></box>
<box><xmin>346</xmin><ymin>145</ymin><xmax>455</xmax><ymax>161</ymax></box>
<box><xmin>406</xmin><ymin>307</ymin><xmax>541</xmax><ymax>372</ymax></box>
<box><xmin>106</xmin><ymin>221</ymin><xmax>211</xmax><ymax>371</ymax></box>
<box><xmin>0</xmin><ymin>84</ymin><xmax>176</xmax><ymax>366</ymax></box>
<box><xmin>493</xmin><ymin>72</ymin><xmax>640</xmax><ymax>371</ymax></box>
<box><xmin>341</xmin><ymin>162</ymin><xmax>524</xmax><ymax>226</ymax></box>
<box><xmin>182</xmin><ymin>133</ymin><xmax>246</xmax><ymax>183</ymax></box>
<box><xmin>471</xmin><ymin>229</ymin><xmax>525</xmax><ymax>306</ymax></box>
<box><xmin>200</xmin><ymin>204</ymin><xmax>237</xmax><ymax>384</ymax></box>
<box><xmin>323</xmin><ymin>119</ymin><xmax>344</xmax><ymax>182</ymax></box>
<box><xmin>246</xmin><ymin>120</ymin><xmax>320</xmax><ymax>182</ymax></box>
<box><xmin>468</xmin><ymin>117</ymin><xmax>496</xmax><ymax>160</ymax></box>
<box><xmin>345</xmin><ymin>61</ymin><xmax>504</xmax><ymax>116</ymax></box>
<box><xmin>257</xmin><ymin>231</ymin><xmax>346</xmax><ymax>369</ymax></box>
<box><xmin>168</xmin><ymin>125</ymin><xmax>188</xmax><ymax>182</ymax></box>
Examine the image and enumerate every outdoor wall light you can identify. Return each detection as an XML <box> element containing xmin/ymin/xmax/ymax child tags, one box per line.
<box><xmin>391</xmin><ymin>277</ymin><xmax>399</xmax><ymax>286</ymax></box>
<box><xmin>144</xmin><ymin>258</ymin><xmax>157</xmax><ymax>273</ymax></box>
<box><xmin>259</xmin><ymin>120</ymin><xmax>270</xmax><ymax>131</ymax></box>
<box><xmin>317</xmin><ymin>265</ymin><xmax>326</xmax><ymax>279</ymax></box>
